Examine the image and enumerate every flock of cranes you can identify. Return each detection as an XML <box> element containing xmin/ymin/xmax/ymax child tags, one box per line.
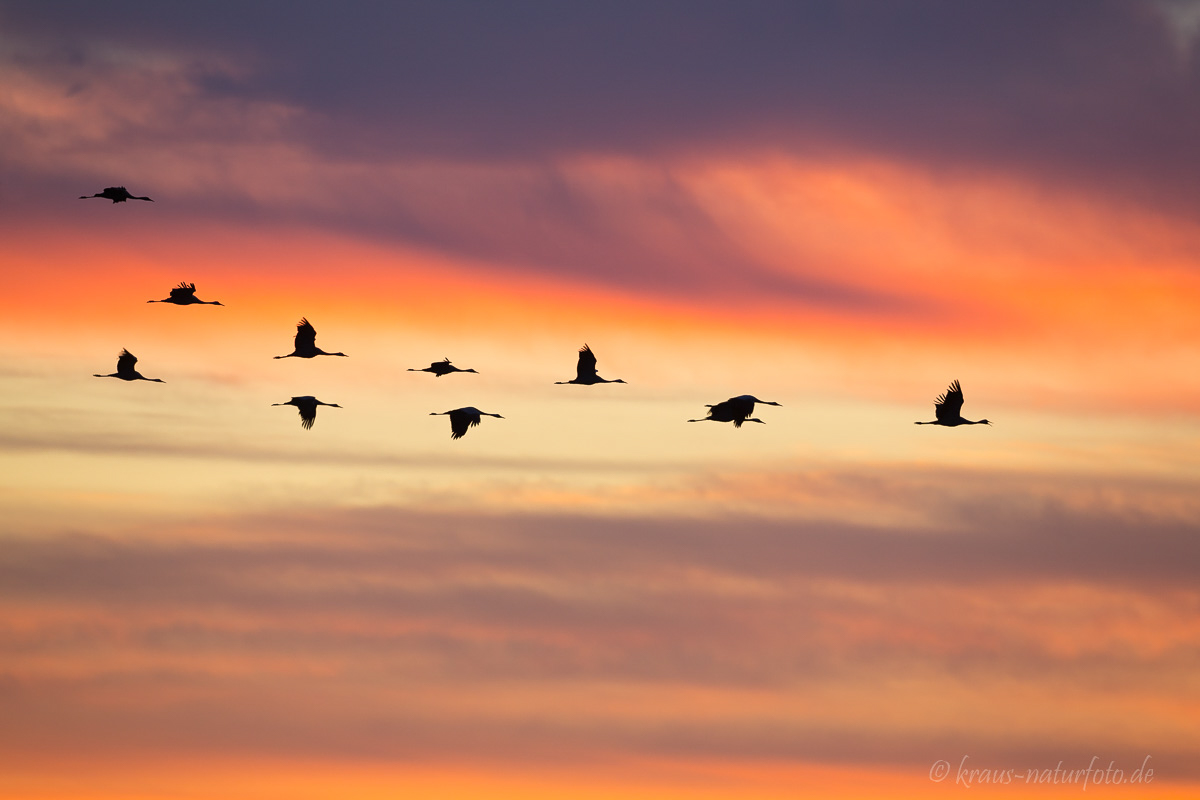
<box><xmin>84</xmin><ymin>186</ymin><xmax>993</xmax><ymax>437</ymax></box>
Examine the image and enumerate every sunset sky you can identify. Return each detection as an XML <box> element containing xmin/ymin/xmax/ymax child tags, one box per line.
<box><xmin>2</xmin><ymin>1</ymin><xmax>1200</xmax><ymax>797</ymax></box>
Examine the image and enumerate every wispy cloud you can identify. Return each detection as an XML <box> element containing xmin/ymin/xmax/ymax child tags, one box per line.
<box><xmin>6</xmin><ymin>1</ymin><xmax>1200</xmax><ymax>216</ymax></box>
<box><xmin>0</xmin><ymin>504</ymin><xmax>1197</xmax><ymax>772</ymax></box>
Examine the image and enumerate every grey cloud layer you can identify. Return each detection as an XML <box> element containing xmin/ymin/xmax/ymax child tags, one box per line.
<box><xmin>8</xmin><ymin>1</ymin><xmax>1197</xmax><ymax>313</ymax></box>
<box><xmin>5</xmin><ymin>498</ymin><xmax>1199</xmax><ymax>607</ymax></box>
<box><xmin>5</xmin><ymin>0</ymin><xmax>1199</xmax><ymax>214</ymax></box>
<box><xmin>1</xmin><ymin>503</ymin><xmax>1198</xmax><ymax>769</ymax></box>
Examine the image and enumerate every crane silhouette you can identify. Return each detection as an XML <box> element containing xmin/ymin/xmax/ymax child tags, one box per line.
<box><xmin>79</xmin><ymin>186</ymin><xmax>153</xmax><ymax>203</ymax></box>
<box><xmin>408</xmin><ymin>358</ymin><xmax>478</xmax><ymax>377</ymax></box>
<box><xmin>555</xmin><ymin>344</ymin><xmax>625</xmax><ymax>385</ymax></box>
<box><xmin>430</xmin><ymin>407</ymin><xmax>504</xmax><ymax>439</ymax></box>
<box><xmin>689</xmin><ymin>395</ymin><xmax>781</xmax><ymax>427</ymax></box>
<box><xmin>147</xmin><ymin>282</ymin><xmax>223</xmax><ymax>306</ymax></box>
<box><xmin>274</xmin><ymin>318</ymin><xmax>347</xmax><ymax>359</ymax></box>
<box><xmin>93</xmin><ymin>349</ymin><xmax>164</xmax><ymax>382</ymax></box>
<box><xmin>273</xmin><ymin>396</ymin><xmax>341</xmax><ymax>430</ymax></box>
<box><xmin>915</xmin><ymin>380</ymin><xmax>991</xmax><ymax>426</ymax></box>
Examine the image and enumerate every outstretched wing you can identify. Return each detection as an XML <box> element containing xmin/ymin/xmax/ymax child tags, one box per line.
<box><xmin>448</xmin><ymin>409</ymin><xmax>477</xmax><ymax>440</ymax></box>
<box><xmin>117</xmin><ymin>349</ymin><xmax>137</xmax><ymax>373</ymax></box>
<box><xmin>296</xmin><ymin>398</ymin><xmax>318</xmax><ymax>430</ymax></box>
<box><xmin>295</xmin><ymin>318</ymin><xmax>317</xmax><ymax>351</ymax></box>
<box><xmin>934</xmin><ymin>380</ymin><xmax>965</xmax><ymax>423</ymax></box>
<box><xmin>575</xmin><ymin>344</ymin><xmax>599</xmax><ymax>381</ymax></box>
<box><xmin>169</xmin><ymin>282</ymin><xmax>197</xmax><ymax>301</ymax></box>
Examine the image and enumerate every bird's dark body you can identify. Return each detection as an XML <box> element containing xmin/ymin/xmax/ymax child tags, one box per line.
<box><xmin>273</xmin><ymin>396</ymin><xmax>341</xmax><ymax>430</ymax></box>
<box><xmin>689</xmin><ymin>394</ymin><xmax>780</xmax><ymax>427</ymax></box>
<box><xmin>148</xmin><ymin>282</ymin><xmax>222</xmax><ymax>306</ymax></box>
<box><xmin>430</xmin><ymin>407</ymin><xmax>504</xmax><ymax>439</ymax></box>
<box><xmin>275</xmin><ymin>318</ymin><xmax>347</xmax><ymax>359</ymax></box>
<box><xmin>915</xmin><ymin>380</ymin><xmax>990</xmax><ymax>427</ymax></box>
<box><xmin>556</xmin><ymin>344</ymin><xmax>625</xmax><ymax>385</ymax></box>
<box><xmin>409</xmin><ymin>358</ymin><xmax>477</xmax><ymax>377</ymax></box>
<box><xmin>93</xmin><ymin>349</ymin><xmax>164</xmax><ymax>382</ymax></box>
<box><xmin>80</xmin><ymin>186</ymin><xmax>153</xmax><ymax>203</ymax></box>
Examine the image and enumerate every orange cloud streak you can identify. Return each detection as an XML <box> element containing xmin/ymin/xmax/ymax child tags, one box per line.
<box><xmin>5</xmin><ymin>154</ymin><xmax>1200</xmax><ymax>413</ymax></box>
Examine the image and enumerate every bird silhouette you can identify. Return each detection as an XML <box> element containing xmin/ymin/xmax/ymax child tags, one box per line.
<box><xmin>273</xmin><ymin>396</ymin><xmax>341</xmax><ymax>430</ymax></box>
<box><xmin>408</xmin><ymin>358</ymin><xmax>478</xmax><ymax>377</ymax></box>
<box><xmin>429</xmin><ymin>407</ymin><xmax>504</xmax><ymax>439</ymax></box>
<box><xmin>274</xmin><ymin>318</ymin><xmax>347</xmax><ymax>359</ymax></box>
<box><xmin>93</xmin><ymin>349</ymin><xmax>164</xmax><ymax>382</ymax></box>
<box><xmin>79</xmin><ymin>186</ymin><xmax>153</xmax><ymax>203</ymax></box>
<box><xmin>915</xmin><ymin>380</ymin><xmax>991</xmax><ymax>426</ymax></box>
<box><xmin>147</xmin><ymin>282</ymin><xmax>223</xmax><ymax>306</ymax></box>
<box><xmin>689</xmin><ymin>395</ymin><xmax>781</xmax><ymax>427</ymax></box>
<box><xmin>555</xmin><ymin>344</ymin><xmax>625</xmax><ymax>385</ymax></box>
